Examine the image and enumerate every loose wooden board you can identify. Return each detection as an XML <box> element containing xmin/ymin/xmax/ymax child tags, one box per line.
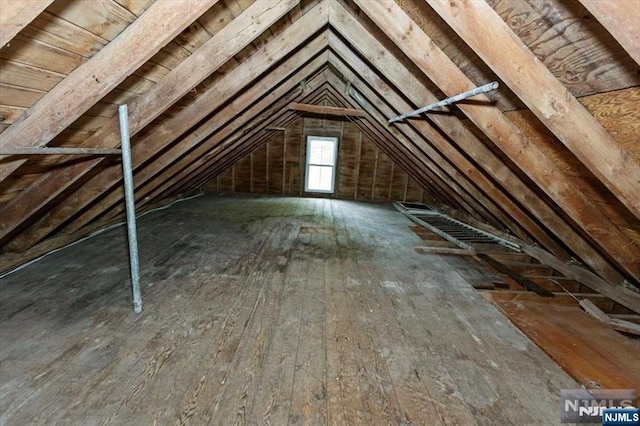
<box><xmin>494</xmin><ymin>301</ymin><xmax>640</xmax><ymax>392</ymax></box>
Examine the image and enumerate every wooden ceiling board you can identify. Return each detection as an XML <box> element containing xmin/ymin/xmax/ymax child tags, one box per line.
<box><xmin>112</xmin><ymin>0</ymin><xmax>156</xmax><ymax>17</ymax></box>
<box><xmin>0</xmin><ymin>33</ymin><xmax>85</xmax><ymax>75</ymax></box>
<box><xmin>0</xmin><ymin>60</ymin><xmax>64</xmax><ymax>91</ymax></box>
<box><xmin>45</xmin><ymin>0</ymin><xmax>138</xmax><ymax>42</ymax></box>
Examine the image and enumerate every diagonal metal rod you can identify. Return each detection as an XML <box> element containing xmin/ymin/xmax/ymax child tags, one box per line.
<box><xmin>118</xmin><ymin>104</ymin><xmax>142</xmax><ymax>314</ymax></box>
<box><xmin>388</xmin><ymin>82</ymin><xmax>499</xmax><ymax>123</ymax></box>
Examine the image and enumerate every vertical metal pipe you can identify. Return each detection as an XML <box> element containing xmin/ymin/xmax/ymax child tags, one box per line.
<box><xmin>118</xmin><ymin>104</ymin><xmax>142</xmax><ymax>313</ymax></box>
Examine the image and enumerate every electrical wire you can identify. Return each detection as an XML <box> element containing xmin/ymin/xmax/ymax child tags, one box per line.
<box><xmin>549</xmin><ymin>278</ymin><xmax>580</xmax><ymax>303</ymax></box>
<box><xmin>0</xmin><ymin>191</ymin><xmax>205</xmax><ymax>280</ymax></box>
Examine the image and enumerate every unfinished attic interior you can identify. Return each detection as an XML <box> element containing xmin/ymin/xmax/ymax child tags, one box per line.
<box><xmin>0</xmin><ymin>0</ymin><xmax>639</xmax><ymax>423</ymax></box>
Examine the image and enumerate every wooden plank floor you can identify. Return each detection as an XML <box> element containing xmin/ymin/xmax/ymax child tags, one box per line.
<box><xmin>0</xmin><ymin>195</ymin><xmax>578</xmax><ymax>425</ymax></box>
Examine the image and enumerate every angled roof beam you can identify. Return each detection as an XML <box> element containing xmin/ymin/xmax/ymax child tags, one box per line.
<box><xmin>327</xmin><ymin>9</ymin><xmax>574</xmax><ymax>259</ymax></box>
<box><xmin>322</xmin><ymin>83</ymin><xmax>470</xmax><ymax>212</ymax></box>
<box><xmin>167</xmin><ymin>98</ymin><xmax>320</xmax><ymax>200</ymax></box>
<box><xmin>117</xmin><ymin>83</ymin><xmax>324</xmax><ymax>215</ymax></box>
<box><xmin>187</xmin><ymin>86</ymin><xmax>449</xmax><ymax>208</ymax></box>
<box><xmin>62</xmin><ymin>58</ymin><xmax>330</xmax><ymax>236</ymax></box>
<box><xmin>427</xmin><ymin>0</ymin><xmax>640</xmax><ymax>219</ymax></box>
<box><xmin>0</xmin><ymin>2</ymin><xmax>312</xmax><ymax>251</ymax></box>
<box><xmin>0</xmin><ymin>0</ymin><xmax>219</xmax><ymax>181</ymax></box>
<box><xmin>0</xmin><ymin>0</ymin><xmax>54</xmax><ymax>47</ymax></box>
<box><xmin>124</xmin><ymin>82</ymin><xmax>329</xmax><ymax>214</ymax></box>
<box><xmin>195</xmin><ymin>89</ymin><xmax>448</xmax><ymax>207</ymax></box>
<box><xmin>328</xmin><ymin>31</ymin><xmax>544</xmax><ymax>242</ymax></box>
<box><xmin>578</xmin><ymin>0</ymin><xmax>640</xmax><ymax>65</ymax></box>
<box><xmin>327</xmin><ymin>50</ymin><xmax>527</xmax><ymax>237</ymax></box>
<box><xmin>352</xmin><ymin>0</ymin><xmax>637</xmax><ymax>284</ymax></box>
<box><xmin>325</xmin><ymin>66</ymin><xmax>501</xmax><ymax>225</ymax></box>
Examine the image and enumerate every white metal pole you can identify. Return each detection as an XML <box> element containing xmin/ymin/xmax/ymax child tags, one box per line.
<box><xmin>388</xmin><ymin>81</ymin><xmax>499</xmax><ymax>123</ymax></box>
<box><xmin>118</xmin><ymin>104</ymin><xmax>142</xmax><ymax>313</ymax></box>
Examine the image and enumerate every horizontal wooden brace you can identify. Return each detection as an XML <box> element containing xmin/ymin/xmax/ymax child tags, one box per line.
<box><xmin>287</xmin><ymin>102</ymin><xmax>365</xmax><ymax>117</ymax></box>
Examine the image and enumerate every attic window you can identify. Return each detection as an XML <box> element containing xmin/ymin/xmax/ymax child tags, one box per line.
<box><xmin>305</xmin><ymin>136</ymin><xmax>338</xmax><ymax>194</ymax></box>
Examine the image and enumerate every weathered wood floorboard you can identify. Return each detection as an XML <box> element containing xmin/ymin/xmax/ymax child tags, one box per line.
<box><xmin>0</xmin><ymin>195</ymin><xmax>578</xmax><ymax>425</ymax></box>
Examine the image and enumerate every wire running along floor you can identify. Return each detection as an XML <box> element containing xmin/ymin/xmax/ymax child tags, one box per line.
<box><xmin>0</xmin><ymin>195</ymin><xmax>578</xmax><ymax>425</ymax></box>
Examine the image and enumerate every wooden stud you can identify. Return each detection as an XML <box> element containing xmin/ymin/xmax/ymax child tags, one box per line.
<box><xmin>353</xmin><ymin>131</ymin><xmax>362</xmax><ymax>200</ymax></box>
<box><xmin>282</xmin><ymin>132</ymin><xmax>287</xmax><ymax>195</ymax></box>
<box><xmin>371</xmin><ymin>146</ymin><xmax>379</xmax><ymax>201</ymax></box>
<box><xmin>265</xmin><ymin>137</ymin><xmax>269</xmax><ymax>194</ymax></box>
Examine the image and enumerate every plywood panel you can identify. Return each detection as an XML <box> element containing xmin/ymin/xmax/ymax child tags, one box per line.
<box><xmin>580</xmin><ymin>87</ymin><xmax>640</xmax><ymax>162</ymax></box>
<box><xmin>494</xmin><ymin>301</ymin><xmax>640</xmax><ymax>391</ymax></box>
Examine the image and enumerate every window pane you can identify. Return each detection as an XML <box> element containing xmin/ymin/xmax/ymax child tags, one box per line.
<box><xmin>307</xmin><ymin>165</ymin><xmax>333</xmax><ymax>191</ymax></box>
<box><xmin>309</xmin><ymin>139</ymin><xmax>335</xmax><ymax>165</ymax></box>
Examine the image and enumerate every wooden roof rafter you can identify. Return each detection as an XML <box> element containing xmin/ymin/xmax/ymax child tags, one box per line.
<box><xmin>151</xmin><ymin>74</ymin><xmax>339</xmax><ymax>197</ymax></box>
<box><xmin>350</xmin><ymin>0</ymin><xmax>639</xmax><ymax>285</ymax></box>
<box><xmin>324</xmin><ymin>67</ymin><xmax>500</xmax><ymax>225</ymax></box>
<box><xmin>62</xmin><ymin>53</ymin><xmax>326</xmax><ymax>236</ymax></box>
<box><xmin>0</xmin><ymin>0</ymin><xmax>313</xmax><ymax>249</ymax></box>
<box><xmin>0</xmin><ymin>0</ymin><xmax>220</xmax><ymax>181</ymax></box>
<box><xmin>321</xmin><ymin>80</ymin><xmax>470</xmax><ymax>213</ymax></box>
<box><xmin>323</xmin><ymin>70</ymin><xmax>640</xmax><ymax>314</ymax></box>
<box><xmin>326</xmin><ymin>49</ymin><xmax>527</xmax><ymax>237</ymax></box>
<box><xmin>427</xmin><ymin>0</ymin><xmax>640</xmax><ymax>220</ymax></box>
<box><xmin>328</xmin><ymin>6</ymin><xmax>574</xmax><ymax>254</ymax></box>
<box><xmin>5</xmin><ymin>6</ymin><xmax>331</xmax><ymax>246</ymax></box>
<box><xmin>327</xmin><ymin>1</ymin><xmax>627</xmax><ymax>284</ymax></box>
<box><xmin>124</xmin><ymin>79</ymin><xmax>331</xmax><ymax>212</ymax></box>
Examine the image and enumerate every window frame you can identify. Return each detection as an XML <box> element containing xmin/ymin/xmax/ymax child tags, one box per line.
<box><xmin>304</xmin><ymin>135</ymin><xmax>339</xmax><ymax>194</ymax></box>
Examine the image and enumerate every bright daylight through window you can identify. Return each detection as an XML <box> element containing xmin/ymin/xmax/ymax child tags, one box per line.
<box><xmin>305</xmin><ymin>136</ymin><xmax>338</xmax><ymax>193</ymax></box>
